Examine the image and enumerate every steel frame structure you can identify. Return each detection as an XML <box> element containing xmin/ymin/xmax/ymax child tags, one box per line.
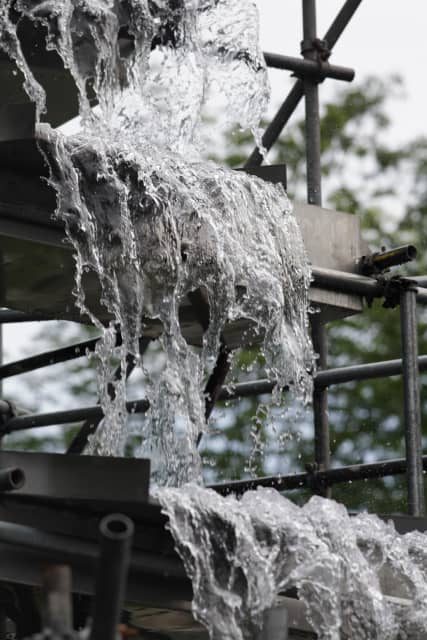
<box><xmin>0</xmin><ymin>0</ymin><xmax>425</xmax><ymax>517</ymax></box>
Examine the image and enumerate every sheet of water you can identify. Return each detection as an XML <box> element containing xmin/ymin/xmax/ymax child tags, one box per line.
<box><xmin>158</xmin><ymin>485</ymin><xmax>427</xmax><ymax>640</ymax></box>
<box><xmin>0</xmin><ymin>0</ymin><xmax>314</xmax><ymax>484</ymax></box>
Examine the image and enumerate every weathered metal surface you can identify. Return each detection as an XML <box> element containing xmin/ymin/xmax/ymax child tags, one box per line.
<box><xmin>294</xmin><ymin>202</ymin><xmax>366</xmax><ymax>321</ymax></box>
<box><xmin>0</xmin><ymin>450</ymin><xmax>150</xmax><ymax>504</ymax></box>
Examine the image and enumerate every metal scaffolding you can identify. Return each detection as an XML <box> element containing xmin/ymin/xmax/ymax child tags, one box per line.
<box><xmin>0</xmin><ymin>0</ymin><xmax>425</xmax><ymax>518</ymax></box>
<box><xmin>0</xmin><ymin>1</ymin><xmax>426</xmax><ymax>635</ymax></box>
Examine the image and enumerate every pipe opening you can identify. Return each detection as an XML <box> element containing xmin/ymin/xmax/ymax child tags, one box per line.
<box><xmin>407</xmin><ymin>245</ymin><xmax>417</xmax><ymax>260</ymax></box>
<box><xmin>100</xmin><ymin>514</ymin><xmax>134</xmax><ymax>540</ymax></box>
<box><xmin>9</xmin><ymin>468</ymin><xmax>25</xmax><ymax>489</ymax></box>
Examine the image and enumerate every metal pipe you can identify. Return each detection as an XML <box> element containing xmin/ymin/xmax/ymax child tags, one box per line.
<box><xmin>0</xmin><ymin>398</ymin><xmax>149</xmax><ymax>433</ymax></box>
<box><xmin>90</xmin><ymin>514</ymin><xmax>134</xmax><ymax>640</ymax></box>
<box><xmin>312</xmin><ymin>266</ymin><xmax>387</xmax><ymax>297</ymax></box>
<box><xmin>400</xmin><ymin>288</ymin><xmax>425</xmax><ymax>516</ymax></box>
<box><xmin>301</xmin><ymin>0</ymin><xmax>330</xmax><ymax>497</ymax></box>
<box><xmin>245</xmin><ymin>0</ymin><xmax>362</xmax><ymax>166</ymax></box>
<box><xmin>211</xmin><ymin>454</ymin><xmax>427</xmax><ymax>497</ymax></box>
<box><xmin>217</xmin><ymin>354</ymin><xmax>427</xmax><ymax>401</ymax></box>
<box><xmin>316</xmin><ymin>354</ymin><xmax>427</xmax><ymax>387</ymax></box>
<box><xmin>245</xmin><ymin>81</ymin><xmax>304</xmax><ymax>167</ymax></box>
<box><xmin>360</xmin><ymin>245</ymin><xmax>417</xmax><ymax>275</ymax></box>
<box><xmin>312</xmin><ymin>267</ymin><xmax>427</xmax><ymax>304</ymax></box>
<box><xmin>311</xmin><ymin>317</ymin><xmax>330</xmax><ymax>497</ymax></box>
<box><xmin>0</xmin><ymin>467</ymin><xmax>25</xmax><ymax>492</ymax></box>
<box><xmin>219</xmin><ymin>379</ymin><xmax>275</xmax><ymax>400</ymax></box>
<box><xmin>0</xmin><ymin>337</ymin><xmax>100</xmax><ymax>380</ymax></box>
<box><xmin>263</xmin><ymin>52</ymin><xmax>354</xmax><ymax>82</ymax></box>
<box><xmin>413</xmin><ymin>275</ymin><xmax>427</xmax><ymax>288</ymax></box>
<box><xmin>323</xmin><ymin>0</ymin><xmax>363</xmax><ymax>49</ymax></box>
<box><xmin>414</xmin><ymin>286</ymin><xmax>427</xmax><ymax>305</ymax></box>
<box><xmin>3</xmin><ymin>347</ymin><xmax>427</xmax><ymax>434</ymax></box>
<box><xmin>204</xmin><ymin>343</ymin><xmax>231</xmax><ymax>421</ymax></box>
<box><xmin>302</xmin><ymin>0</ymin><xmax>322</xmax><ymax>206</ymax></box>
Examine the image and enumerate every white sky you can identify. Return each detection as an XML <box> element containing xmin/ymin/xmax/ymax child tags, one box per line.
<box><xmin>4</xmin><ymin>1</ymin><xmax>427</xmax><ymax>374</ymax></box>
<box><xmin>258</xmin><ymin>1</ymin><xmax>427</xmax><ymax>143</ymax></box>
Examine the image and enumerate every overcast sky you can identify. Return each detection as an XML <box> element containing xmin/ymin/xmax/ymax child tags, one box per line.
<box><xmin>257</xmin><ymin>1</ymin><xmax>426</xmax><ymax>143</ymax></box>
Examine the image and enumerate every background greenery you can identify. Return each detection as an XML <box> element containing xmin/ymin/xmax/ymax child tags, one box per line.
<box><xmin>4</xmin><ymin>75</ymin><xmax>427</xmax><ymax>513</ymax></box>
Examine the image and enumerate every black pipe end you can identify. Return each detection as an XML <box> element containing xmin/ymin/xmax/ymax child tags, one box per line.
<box><xmin>0</xmin><ymin>467</ymin><xmax>25</xmax><ymax>492</ymax></box>
<box><xmin>407</xmin><ymin>245</ymin><xmax>418</xmax><ymax>260</ymax></box>
<box><xmin>360</xmin><ymin>245</ymin><xmax>418</xmax><ymax>275</ymax></box>
<box><xmin>99</xmin><ymin>513</ymin><xmax>134</xmax><ymax>541</ymax></box>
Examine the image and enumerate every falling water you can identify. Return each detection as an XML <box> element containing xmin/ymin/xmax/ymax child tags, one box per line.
<box><xmin>0</xmin><ymin>0</ymin><xmax>314</xmax><ymax>484</ymax></box>
<box><xmin>3</xmin><ymin>3</ymin><xmax>426</xmax><ymax>640</ymax></box>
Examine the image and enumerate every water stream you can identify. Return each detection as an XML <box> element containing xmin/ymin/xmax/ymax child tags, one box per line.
<box><xmin>1</xmin><ymin>0</ymin><xmax>314</xmax><ymax>484</ymax></box>
<box><xmin>2</xmin><ymin>2</ymin><xmax>427</xmax><ymax>639</ymax></box>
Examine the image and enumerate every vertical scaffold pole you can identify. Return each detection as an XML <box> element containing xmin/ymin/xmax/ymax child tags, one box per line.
<box><xmin>302</xmin><ymin>0</ymin><xmax>330</xmax><ymax>495</ymax></box>
<box><xmin>302</xmin><ymin>0</ymin><xmax>322</xmax><ymax>207</ymax></box>
<box><xmin>400</xmin><ymin>287</ymin><xmax>425</xmax><ymax>516</ymax></box>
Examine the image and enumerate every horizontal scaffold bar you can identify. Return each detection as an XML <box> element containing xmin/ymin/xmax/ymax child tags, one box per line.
<box><xmin>264</xmin><ymin>52</ymin><xmax>355</xmax><ymax>82</ymax></box>
<box><xmin>0</xmin><ymin>398</ymin><xmax>149</xmax><ymax>434</ymax></box>
<box><xmin>210</xmin><ymin>455</ymin><xmax>427</xmax><ymax>496</ymax></box>
<box><xmin>312</xmin><ymin>267</ymin><xmax>427</xmax><ymax>304</ymax></box>
<box><xmin>1</xmin><ymin>354</ymin><xmax>426</xmax><ymax>433</ymax></box>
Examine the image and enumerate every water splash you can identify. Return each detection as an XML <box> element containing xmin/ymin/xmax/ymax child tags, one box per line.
<box><xmin>158</xmin><ymin>484</ymin><xmax>427</xmax><ymax>640</ymax></box>
<box><xmin>1</xmin><ymin>0</ymin><xmax>314</xmax><ymax>484</ymax></box>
